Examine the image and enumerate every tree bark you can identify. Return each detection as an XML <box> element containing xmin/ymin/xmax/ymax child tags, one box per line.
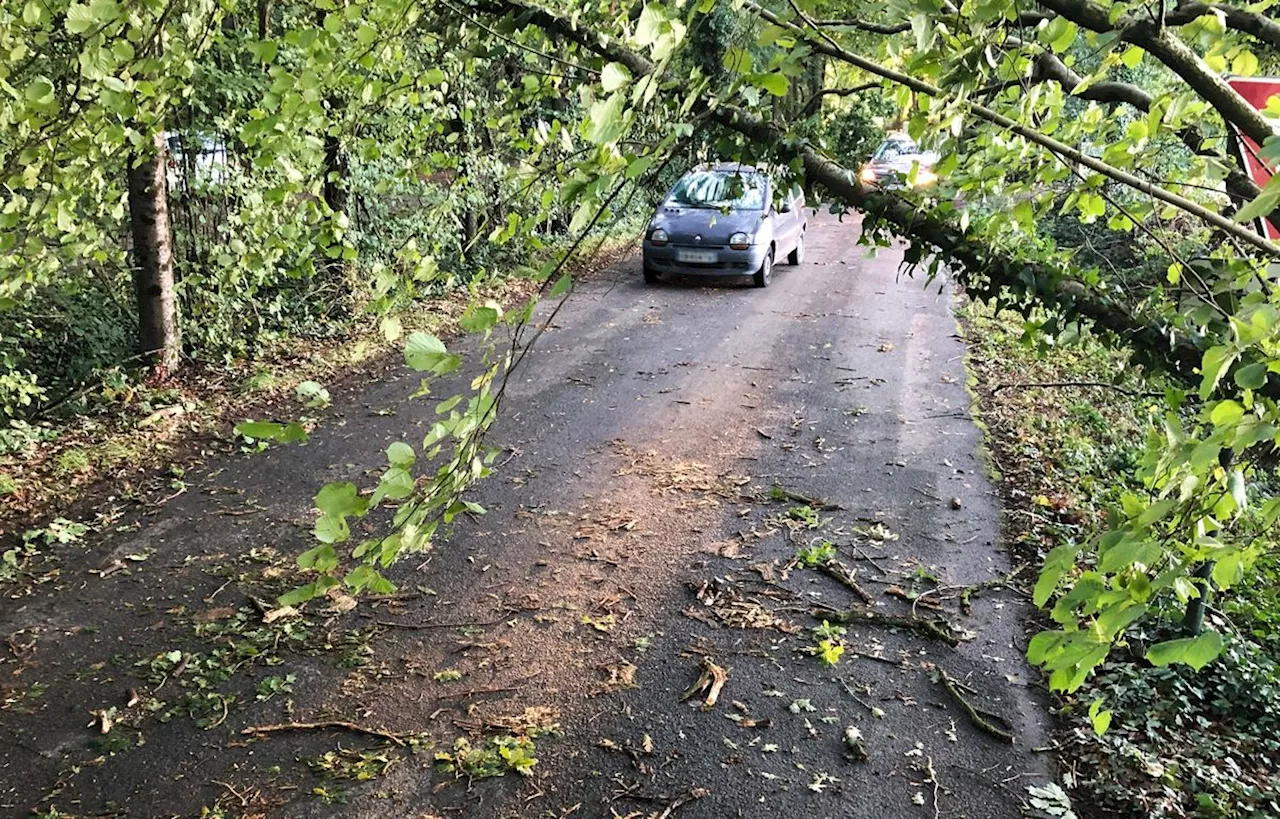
<box><xmin>322</xmin><ymin>128</ymin><xmax>349</xmax><ymax>219</ymax></box>
<box><xmin>127</xmin><ymin>130</ymin><xmax>181</xmax><ymax>374</ymax></box>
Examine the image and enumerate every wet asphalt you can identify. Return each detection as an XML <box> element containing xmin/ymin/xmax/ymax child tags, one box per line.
<box><xmin>0</xmin><ymin>210</ymin><xmax>1054</xmax><ymax>818</ymax></box>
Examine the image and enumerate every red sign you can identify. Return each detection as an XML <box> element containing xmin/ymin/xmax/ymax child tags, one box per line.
<box><xmin>1226</xmin><ymin>76</ymin><xmax>1280</xmax><ymax>240</ymax></box>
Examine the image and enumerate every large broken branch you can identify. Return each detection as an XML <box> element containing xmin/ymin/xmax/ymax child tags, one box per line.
<box><xmin>478</xmin><ymin>0</ymin><xmax>1271</xmax><ymax>388</ymax></box>
<box><xmin>1036</xmin><ymin>0</ymin><xmax>1276</xmax><ymax>150</ymax></box>
<box><xmin>1163</xmin><ymin>1</ymin><xmax>1280</xmax><ymax>51</ymax></box>
<box><xmin>746</xmin><ymin>1</ymin><xmax>1280</xmax><ymax>257</ymax></box>
<box><xmin>810</xmin><ymin>605</ymin><xmax>962</xmax><ymax>646</ymax></box>
<box><xmin>1026</xmin><ymin>51</ymin><xmax>1264</xmax><ymax>208</ymax></box>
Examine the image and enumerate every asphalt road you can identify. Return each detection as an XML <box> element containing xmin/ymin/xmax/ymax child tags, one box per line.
<box><xmin>0</xmin><ymin>211</ymin><xmax>1054</xmax><ymax>818</ymax></box>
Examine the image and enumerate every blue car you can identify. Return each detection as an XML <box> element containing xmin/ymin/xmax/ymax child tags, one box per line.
<box><xmin>642</xmin><ymin>163</ymin><xmax>807</xmax><ymax>288</ymax></box>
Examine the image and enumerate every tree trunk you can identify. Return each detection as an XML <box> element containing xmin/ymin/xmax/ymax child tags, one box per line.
<box><xmin>1182</xmin><ymin>562</ymin><xmax>1215</xmax><ymax>635</ymax></box>
<box><xmin>322</xmin><ymin>131</ymin><xmax>349</xmax><ymax>219</ymax></box>
<box><xmin>127</xmin><ymin>131</ymin><xmax>181</xmax><ymax>374</ymax></box>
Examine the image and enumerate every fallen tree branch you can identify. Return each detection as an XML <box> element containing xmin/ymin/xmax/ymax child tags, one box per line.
<box><xmin>745</xmin><ymin>0</ymin><xmax>1280</xmax><ymax>257</ymax></box>
<box><xmin>810</xmin><ymin>605</ymin><xmax>961</xmax><ymax>646</ymax></box>
<box><xmin>1036</xmin><ymin>0</ymin><xmax>1276</xmax><ymax>150</ymax></box>
<box><xmin>931</xmin><ymin>667</ymin><xmax>1015</xmax><ymax>743</ymax></box>
<box><xmin>479</xmin><ymin>0</ymin><xmax>1277</xmax><ymax>393</ymax></box>
<box><xmin>241</xmin><ymin>720</ymin><xmax>421</xmax><ymax>746</ymax></box>
<box><xmin>818</xmin><ymin>558</ymin><xmax>874</xmax><ymax>603</ymax></box>
<box><xmin>770</xmin><ymin>487</ymin><xmax>844</xmax><ymax>510</ymax></box>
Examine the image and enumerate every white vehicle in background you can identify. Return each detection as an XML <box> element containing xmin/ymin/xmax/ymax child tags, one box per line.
<box><xmin>858</xmin><ymin>133</ymin><xmax>940</xmax><ymax>190</ymax></box>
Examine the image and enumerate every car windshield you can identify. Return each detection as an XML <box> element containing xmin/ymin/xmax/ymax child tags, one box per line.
<box><xmin>666</xmin><ymin>170</ymin><xmax>766</xmax><ymax>210</ymax></box>
<box><xmin>872</xmin><ymin>138</ymin><xmax>919</xmax><ymax>162</ymax></box>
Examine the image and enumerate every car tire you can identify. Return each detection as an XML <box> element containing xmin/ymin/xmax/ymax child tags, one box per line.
<box><xmin>643</xmin><ymin>265</ymin><xmax>659</xmax><ymax>284</ymax></box>
<box><xmin>788</xmin><ymin>231</ymin><xmax>805</xmax><ymax>265</ymax></box>
<box><xmin>753</xmin><ymin>250</ymin><xmax>773</xmax><ymax>288</ymax></box>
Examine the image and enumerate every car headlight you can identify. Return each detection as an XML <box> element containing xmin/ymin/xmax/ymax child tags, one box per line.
<box><xmin>728</xmin><ymin>232</ymin><xmax>751</xmax><ymax>250</ymax></box>
<box><xmin>859</xmin><ymin>166</ymin><xmax>877</xmax><ymax>184</ymax></box>
<box><xmin>912</xmin><ymin>169</ymin><xmax>938</xmax><ymax>188</ymax></box>
<box><xmin>649</xmin><ymin>228</ymin><xmax>669</xmax><ymax>246</ymax></box>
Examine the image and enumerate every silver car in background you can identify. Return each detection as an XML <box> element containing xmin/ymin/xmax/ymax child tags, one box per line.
<box><xmin>858</xmin><ymin>133</ymin><xmax>939</xmax><ymax>190</ymax></box>
<box><xmin>642</xmin><ymin>163</ymin><xmax>807</xmax><ymax>288</ymax></box>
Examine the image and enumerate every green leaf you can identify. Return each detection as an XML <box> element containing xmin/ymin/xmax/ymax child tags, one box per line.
<box><xmin>750</xmin><ymin>72</ymin><xmax>790</xmax><ymax>97</ymax></box>
<box><xmin>315</xmin><ymin>482</ymin><xmax>367</xmax><ymax>519</ymax></box>
<box><xmin>1235</xmin><ymin>175</ymin><xmax>1280</xmax><ymax>224</ymax></box>
<box><xmin>722</xmin><ymin>46</ymin><xmax>752</xmax><ymax>73</ymax></box>
<box><xmin>1234</xmin><ymin>361</ymin><xmax>1268</xmax><ymax>390</ymax></box>
<box><xmin>235</xmin><ymin>420</ymin><xmax>284</xmax><ymax>440</ymax></box>
<box><xmin>626</xmin><ymin>156</ymin><xmax>654</xmax><ymax>180</ymax></box>
<box><xmin>24</xmin><ymin>77</ymin><xmax>54</xmax><ymax>105</ymax></box>
<box><xmin>297</xmin><ymin>544</ymin><xmax>338</xmax><ymax>572</ymax></box>
<box><xmin>1199</xmin><ymin>345</ymin><xmax>1237</xmax><ymax>399</ymax></box>
<box><xmin>460</xmin><ymin>302</ymin><xmax>501</xmax><ymax>333</ymax></box>
<box><xmin>404</xmin><ymin>332</ymin><xmax>457</xmax><ymax>374</ymax></box>
<box><xmin>601</xmin><ymin>62</ymin><xmax>632</xmax><ymax>92</ymax></box>
<box><xmin>65</xmin><ymin>3</ymin><xmax>96</xmax><ymax>33</ymax></box>
<box><xmin>1209</xmin><ymin>399</ymin><xmax>1244</xmax><ymax>427</ymax></box>
<box><xmin>386</xmin><ymin>442</ymin><xmax>415</xmax><ymax>468</ymax></box>
<box><xmin>1145</xmin><ymin>630</ymin><xmax>1224</xmax><ymax>671</ymax></box>
<box><xmin>1040</xmin><ymin>17</ymin><xmax>1077</xmax><ymax>53</ymax></box>
<box><xmin>549</xmin><ymin>273</ymin><xmax>572</xmax><ymax>298</ymax></box>
<box><xmin>584</xmin><ymin>93</ymin><xmax>627</xmax><ymax>146</ymax></box>
<box><xmin>1088</xmin><ymin>697</ymin><xmax>1112</xmax><ymax>735</ymax></box>
<box><xmin>295</xmin><ymin>380</ymin><xmax>330</xmax><ymax>408</ymax></box>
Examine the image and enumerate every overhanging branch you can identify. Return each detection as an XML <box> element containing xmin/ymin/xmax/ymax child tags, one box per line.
<box><xmin>747</xmin><ymin>0</ymin><xmax>1280</xmax><ymax>257</ymax></box>
<box><xmin>477</xmin><ymin>0</ymin><xmax>1229</xmax><ymax>384</ymax></box>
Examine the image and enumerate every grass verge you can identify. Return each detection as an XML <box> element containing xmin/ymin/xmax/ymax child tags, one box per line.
<box><xmin>961</xmin><ymin>301</ymin><xmax>1280</xmax><ymax>819</ymax></box>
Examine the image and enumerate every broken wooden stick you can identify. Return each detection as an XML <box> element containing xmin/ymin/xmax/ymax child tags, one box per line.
<box><xmin>241</xmin><ymin>720</ymin><xmax>422</xmax><ymax>746</ymax></box>
<box><xmin>809</xmin><ymin>605</ymin><xmax>960</xmax><ymax>646</ymax></box>
<box><xmin>932</xmin><ymin>667</ymin><xmax>1015</xmax><ymax>743</ymax></box>
<box><xmin>769</xmin><ymin>487</ymin><xmax>844</xmax><ymax>511</ymax></box>
<box><xmin>680</xmin><ymin>656</ymin><xmax>728</xmax><ymax>710</ymax></box>
<box><xmin>817</xmin><ymin>559</ymin><xmax>873</xmax><ymax>604</ymax></box>
<box><xmin>959</xmin><ymin>565</ymin><xmax>1028</xmax><ymax>614</ymax></box>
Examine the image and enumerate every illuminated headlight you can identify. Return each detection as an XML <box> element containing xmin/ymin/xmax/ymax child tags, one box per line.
<box><xmin>728</xmin><ymin>232</ymin><xmax>751</xmax><ymax>250</ymax></box>
<box><xmin>859</xmin><ymin>166</ymin><xmax>877</xmax><ymax>184</ymax></box>
<box><xmin>912</xmin><ymin>169</ymin><xmax>939</xmax><ymax>188</ymax></box>
<box><xmin>650</xmin><ymin>227</ymin><xmax>669</xmax><ymax>246</ymax></box>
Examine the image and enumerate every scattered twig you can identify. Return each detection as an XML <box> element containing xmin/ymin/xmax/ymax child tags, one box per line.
<box><xmin>211</xmin><ymin>780</ymin><xmax>250</xmax><ymax>808</ymax></box>
<box><xmin>932</xmin><ymin>667</ymin><xmax>1015</xmax><ymax>743</ymax></box>
<box><xmin>374</xmin><ymin>610</ymin><xmax>516</xmax><ymax>630</ymax></box>
<box><xmin>817</xmin><ymin>559</ymin><xmax>873</xmax><ymax>603</ymax></box>
<box><xmin>653</xmin><ymin>787</ymin><xmax>710</xmax><ymax>818</ymax></box>
<box><xmin>810</xmin><ymin>605</ymin><xmax>961</xmax><ymax>646</ymax></box>
<box><xmin>989</xmin><ymin>380</ymin><xmax>1162</xmax><ymax>398</ymax></box>
<box><xmin>959</xmin><ymin>565</ymin><xmax>1028</xmax><ymax>614</ymax></box>
<box><xmin>240</xmin><ymin>720</ymin><xmax>422</xmax><ymax>746</ymax></box>
<box><xmin>769</xmin><ymin>487</ymin><xmax>844</xmax><ymax>511</ymax></box>
<box><xmin>837</xmin><ymin>677</ymin><xmax>882</xmax><ymax>715</ymax></box>
<box><xmin>926</xmin><ymin>755</ymin><xmax>941</xmax><ymax>819</ymax></box>
<box><xmin>680</xmin><ymin>656</ymin><xmax>728</xmax><ymax>710</ymax></box>
<box><xmin>436</xmin><ymin>673</ymin><xmax>541</xmax><ymax>700</ymax></box>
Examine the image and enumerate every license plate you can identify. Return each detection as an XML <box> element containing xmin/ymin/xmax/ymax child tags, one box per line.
<box><xmin>675</xmin><ymin>249</ymin><xmax>717</xmax><ymax>263</ymax></box>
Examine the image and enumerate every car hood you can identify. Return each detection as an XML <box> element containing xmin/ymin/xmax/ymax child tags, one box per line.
<box><xmin>868</xmin><ymin>154</ymin><xmax>937</xmax><ymax>175</ymax></box>
<box><xmin>651</xmin><ymin>206</ymin><xmax>765</xmax><ymax>244</ymax></box>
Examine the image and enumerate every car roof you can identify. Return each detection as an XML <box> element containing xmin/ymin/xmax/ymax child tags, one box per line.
<box><xmin>691</xmin><ymin>162</ymin><xmax>764</xmax><ymax>174</ymax></box>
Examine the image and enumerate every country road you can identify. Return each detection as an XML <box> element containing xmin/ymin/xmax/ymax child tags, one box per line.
<box><xmin>1</xmin><ymin>212</ymin><xmax>1055</xmax><ymax>818</ymax></box>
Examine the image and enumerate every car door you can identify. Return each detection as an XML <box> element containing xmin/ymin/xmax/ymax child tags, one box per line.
<box><xmin>775</xmin><ymin>186</ymin><xmax>801</xmax><ymax>255</ymax></box>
